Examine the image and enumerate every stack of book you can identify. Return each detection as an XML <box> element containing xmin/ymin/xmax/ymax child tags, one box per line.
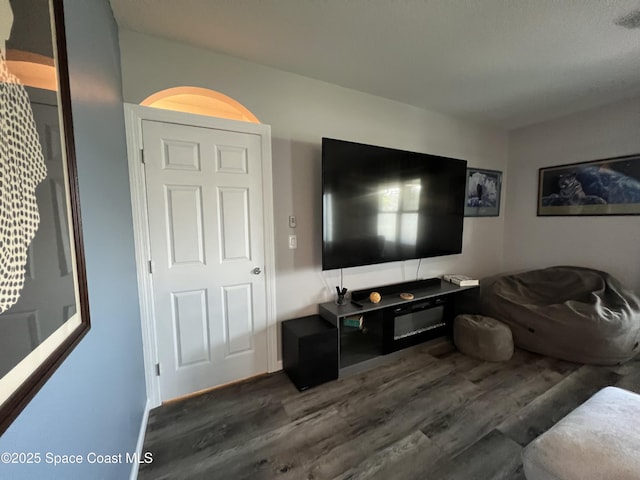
<box><xmin>442</xmin><ymin>274</ymin><xmax>479</xmax><ymax>286</ymax></box>
<box><xmin>343</xmin><ymin>315</ymin><xmax>364</xmax><ymax>329</ymax></box>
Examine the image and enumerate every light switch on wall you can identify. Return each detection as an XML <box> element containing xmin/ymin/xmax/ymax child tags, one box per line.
<box><xmin>288</xmin><ymin>235</ymin><xmax>297</xmax><ymax>249</ymax></box>
<box><xmin>289</xmin><ymin>215</ymin><xmax>297</xmax><ymax>228</ymax></box>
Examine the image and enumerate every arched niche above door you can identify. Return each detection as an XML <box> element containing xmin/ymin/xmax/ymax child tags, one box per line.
<box><xmin>140</xmin><ymin>86</ymin><xmax>260</xmax><ymax>124</ymax></box>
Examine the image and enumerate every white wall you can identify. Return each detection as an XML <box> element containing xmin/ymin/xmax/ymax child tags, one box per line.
<box><xmin>118</xmin><ymin>30</ymin><xmax>508</xmax><ymax>330</ymax></box>
<box><xmin>504</xmin><ymin>96</ymin><xmax>640</xmax><ymax>293</ymax></box>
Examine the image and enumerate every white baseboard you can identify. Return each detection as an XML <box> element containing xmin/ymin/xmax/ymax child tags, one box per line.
<box><xmin>271</xmin><ymin>360</ymin><xmax>283</xmax><ymax>372</ymax></box>
<box><xmin>129</xmin><ymin>399</ymin><xmax>151</xmax><ymax>480</ymax></box>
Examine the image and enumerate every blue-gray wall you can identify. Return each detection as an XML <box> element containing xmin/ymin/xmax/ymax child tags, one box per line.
<box><xmin>0</xmin><ymin>1</ymin><xmax>147</xmax><ymax>478</ymax></box>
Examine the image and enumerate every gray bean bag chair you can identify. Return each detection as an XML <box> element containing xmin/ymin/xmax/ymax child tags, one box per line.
<box><xmin>479</xmin><ymin>266</ymin><xmax>640</xmax><ymax>365</ymax></box>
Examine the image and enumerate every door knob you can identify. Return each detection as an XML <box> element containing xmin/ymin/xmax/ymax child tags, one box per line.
<box><xmin>252</xmin><ymin>267</ymin><xmax>262</xmax><ymax>275</ymax></box>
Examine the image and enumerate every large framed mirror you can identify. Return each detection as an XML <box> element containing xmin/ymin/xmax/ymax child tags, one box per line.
<box><xmin>0</xmin><ymin>0</ymin><xmax>90</xmax><ymax>434</ymax></box>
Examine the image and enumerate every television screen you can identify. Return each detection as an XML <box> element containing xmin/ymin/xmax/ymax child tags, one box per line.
<box><xmin>322</xmin><ymin>138</ymin><xmax>467</xmax><ymax>270</ymax></box>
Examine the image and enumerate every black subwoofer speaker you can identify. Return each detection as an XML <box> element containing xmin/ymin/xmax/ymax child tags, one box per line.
<box><xmin>282</xmin><ymin>314</ymin><xmax>338</xmax><ymax>391</ymax></box>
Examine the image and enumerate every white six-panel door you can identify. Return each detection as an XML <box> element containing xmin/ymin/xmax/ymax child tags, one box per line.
<box><xmin>142</xmin><ymin>119</ymin><xmax>268</xmax><ymax>401</ymax></box>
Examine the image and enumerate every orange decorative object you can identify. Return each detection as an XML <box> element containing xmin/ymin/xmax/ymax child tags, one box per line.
<box><xmin>369</xmin><ymin>292</ymin><xmax>381</xmax><ymax>304</ymax></box>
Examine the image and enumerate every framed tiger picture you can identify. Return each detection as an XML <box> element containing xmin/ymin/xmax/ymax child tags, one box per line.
<box><xmin>538</xmin><ymin>153</ymin><xmax>640</xmax><ymax>216</ymax></box>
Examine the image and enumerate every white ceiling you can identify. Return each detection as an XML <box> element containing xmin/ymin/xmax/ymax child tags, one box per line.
<box><xmin>110</xmin><ymin>0</ymin><xmax>640</xmax><ymax>130</ymax></box>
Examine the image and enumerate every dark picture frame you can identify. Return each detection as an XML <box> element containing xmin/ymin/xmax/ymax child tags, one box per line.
<box><xmin>0</xmin><ymin>0</ymin><xmax>90</xmax><ymax>434</ymax></box>
<box><xmin>538</xmin><ymin>154</ymin><xmax>640</xmax><ymax>216</ymax></box>
<box><xmin>464</xmin><ymin>168</ymin><xmax>502</xmax><ymax>217</ymax></box>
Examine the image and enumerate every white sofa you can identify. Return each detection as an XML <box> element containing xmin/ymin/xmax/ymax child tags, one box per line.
<box><xmin>522</xmin><ymin>386</ymin><xmax>640</xmax><ymax>480</ymax></box>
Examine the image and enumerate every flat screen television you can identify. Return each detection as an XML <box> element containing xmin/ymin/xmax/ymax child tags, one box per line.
<box><xmin>322</xmin><ymin>138</ymin><xmax>467</xmax><ymax>270</ymax></box>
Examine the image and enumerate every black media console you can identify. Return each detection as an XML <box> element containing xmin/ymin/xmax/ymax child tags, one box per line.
<box><xmin>318</xmin><ymin>278</ymin><xmax>477</xmax><ymax>377</ymax></box>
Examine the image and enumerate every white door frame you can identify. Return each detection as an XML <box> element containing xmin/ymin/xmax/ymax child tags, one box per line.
<box><xmin>123</xmin><ymin>104</ymin><xmax>279</xmax><ymax>408</ymax></box>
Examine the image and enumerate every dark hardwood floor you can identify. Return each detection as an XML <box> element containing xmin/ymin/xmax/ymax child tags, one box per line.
<box><xmin>138</xmin><ymin>340</ymin><xmax>640</xmax><ymax>480</ymax></box>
